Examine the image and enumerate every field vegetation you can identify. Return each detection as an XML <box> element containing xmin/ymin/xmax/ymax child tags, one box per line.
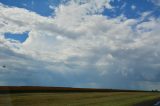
<box><xmin>0</xmin><ymin>86</ymin><xmax>159</xmax><ymax>106</ymax></box>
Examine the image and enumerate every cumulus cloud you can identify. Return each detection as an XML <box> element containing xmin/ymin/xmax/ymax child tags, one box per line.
<box><xmin>0</xmin><ymin>0</ymin><xmax>160</xmax><ymax>90</ymax></box>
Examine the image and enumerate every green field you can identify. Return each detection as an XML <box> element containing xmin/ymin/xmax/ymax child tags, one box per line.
<box><xmin>0</xmin><ymin>92</ymin><xmax>160</xmax><ymax>106</ymax></box>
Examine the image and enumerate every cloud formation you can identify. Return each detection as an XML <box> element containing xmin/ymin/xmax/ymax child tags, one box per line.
<box><xmin>151</xmin><ymin>0</ymin><xmax>160</xmax><ymax>6</ymax></box>
<box><xmin>0</xmin><ymin>0</ymin><xmax>160</xmax><ymax>90</ymax></box>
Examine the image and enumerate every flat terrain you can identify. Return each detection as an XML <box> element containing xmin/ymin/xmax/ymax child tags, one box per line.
<box><xmin>0</xmin><ymin>92</ymin><xmax>160</xmax><ymax>106</ymax></box>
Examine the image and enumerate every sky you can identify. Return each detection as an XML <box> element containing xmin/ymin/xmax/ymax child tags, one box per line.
<box><xmin>0</xmin><ymin>0</ymin><xmax>160</xmax><ymax>90</ymax></box>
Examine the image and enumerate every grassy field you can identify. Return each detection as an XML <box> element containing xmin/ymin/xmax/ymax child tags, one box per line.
<box><xmin>0</xmin><ymin>92</ymin><xmax>160</xmax><ymax>106</ymax></box>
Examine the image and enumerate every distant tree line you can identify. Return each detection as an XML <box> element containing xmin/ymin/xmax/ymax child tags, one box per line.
<box><xmin>151</xmin><ymin>89</ymin><xmax>159</xmax><ymax>92</ymax></box>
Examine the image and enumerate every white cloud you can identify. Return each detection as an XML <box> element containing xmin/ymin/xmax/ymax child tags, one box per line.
<box><xmin>0</xmin><ymin>1</ymin><xmax>160</xmax><ymax>90</ymax></box>
<box><xmin>131</xmin><ymin>5</ymin><xmax>136</xmax><ymax>10</ymax></box>
<box><xmin>49</xmin><ymin>5</ymin><xmax>55</xmax><ymax>10</ymax></box>
<box><xmin>150</xmin><ymin>0</ymin><xmax>160</xmax><ymax>6</ymax></box>
<box><xmin>120</xmin><ymin>3</ymin><xmax>126</xmax><ymax>9</ymax></box>
<box><xmin>0</xmin><ymin>4</ymin><xmax>47</xmax><ymax>34</ymax></box>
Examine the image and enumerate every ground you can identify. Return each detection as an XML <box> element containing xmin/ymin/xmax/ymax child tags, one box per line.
<box><xmin>0</xmin><ymin>92</ymin><xmax>160</xmax><ymax>106</ymax></box>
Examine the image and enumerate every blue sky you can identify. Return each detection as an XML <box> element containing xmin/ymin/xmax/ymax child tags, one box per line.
<box><xmin>4</xmin><ymin>32</ymin><xmax>29</xmax><ymax>43</ymax></box>
<box><xmin>1</xmin><ymin>0</ymin><xmax>61</xmax><ymax>42</ymax></box>
<box><xmin>0</xmin><ymin>0</ymin><xmax>60</xmax><ymax>16</ymax></box>
<box><xmin>0</xmin><ymin>0</ymin><xmax>160</xmax><ymax>90</ymax></box>
<box><xmin>1</xmin><ymin>0</ymin><xmax>160</xmax><ymax>42</ymax></box>
<box><xmin>0</xmin><ymin>0</ymin><xmax>159</xmax><ymax>42</ymax></box>
<box><xmin>0</xmin><ymin>0</ymin><xmax>159</xmax><ymax>17</ymax></box>
<box><xmin>104</xmin><ymin>0</ymin><xmax>160</xmax><ymax>18</ymax></box>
